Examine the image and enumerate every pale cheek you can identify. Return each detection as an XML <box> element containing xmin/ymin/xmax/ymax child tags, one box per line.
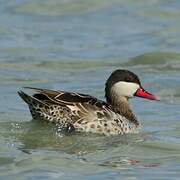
<box><xmin>111</xmin><ymin>82</ymin><xmax>139</xmax><ymax>98</ymax></box>
<box><xmin>117</xmin><ymin>87</ymin><xmax>135</xmax><ymax>97</ymax></box>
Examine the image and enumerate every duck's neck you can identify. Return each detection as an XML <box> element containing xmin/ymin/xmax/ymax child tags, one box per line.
<box><xmin>106</xmin><ymin>94</ymin><xmax>139</xmax><ymax>126</ymax></box>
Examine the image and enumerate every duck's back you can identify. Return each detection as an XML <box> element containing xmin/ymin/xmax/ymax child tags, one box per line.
<box><xmin>18</xmin><ymin>87</ymin><xmax>140</xmax><ymax>135</ymax></box>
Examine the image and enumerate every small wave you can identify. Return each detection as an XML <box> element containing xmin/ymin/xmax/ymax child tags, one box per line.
<box><xmin>124</xmin><ymin>52</ymin><xmax>180</xmax><ymax>72</ymax></box>
<box><xmin>13</xmin><ymin>0</ymin><xmax>120</xmax><ymax>17</ymax></box>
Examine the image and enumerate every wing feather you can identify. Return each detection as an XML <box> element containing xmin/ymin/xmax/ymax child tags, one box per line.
<box><xmin>23</xmin><ymin>87</ymin><xmax>104</xmax><ymax>106</ymax></box>
<box><xmin>23</xmin><ymin>87</ymin><xmax>113</xmax><ymax>124</ymax></box>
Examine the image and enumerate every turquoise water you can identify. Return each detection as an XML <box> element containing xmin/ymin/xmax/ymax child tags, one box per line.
<box><xmin>0</xmin><ymin>0</ymin><xmax>180</xmax><ymax>179</ymax></box>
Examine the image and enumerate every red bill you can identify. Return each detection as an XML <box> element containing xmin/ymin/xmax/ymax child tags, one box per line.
<box><xmin>135</xmin><ymin>87</ymin><xmax>159</xmax><ymax>101</ymax></box>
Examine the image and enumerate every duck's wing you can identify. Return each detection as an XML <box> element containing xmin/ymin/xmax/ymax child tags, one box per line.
<box><xmin>22</xmin><ymin>87</ymin><xmax>112</xmax><ymax>121</ymax></box>
<box><xmin>23</xmin><ymin>87</ymin><xmax>100</xmax><ymax>105</ymax></box>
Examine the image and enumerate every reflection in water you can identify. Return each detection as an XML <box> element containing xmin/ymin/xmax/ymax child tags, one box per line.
<box><xmin>10</xmin><ymin>120</ymin><xmax>160</xmax><ymax>172</ymax></box>
<box><xmin>99</xmin><ymin>156</ymin><xmax>161</xmax><ymax>169</ymax></box>
<box><xmin>14</xmin><ymin>120</ymin><xmax>144</xmax><ymax>155</ymax></box>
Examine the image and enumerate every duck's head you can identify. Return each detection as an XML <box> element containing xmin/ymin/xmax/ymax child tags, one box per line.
<box><xmin>105</xmin><ymin>69</ymin><xmax>158</xmax><ymax>103</ymax></box>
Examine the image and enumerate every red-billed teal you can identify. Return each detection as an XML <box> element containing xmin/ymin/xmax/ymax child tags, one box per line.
<box><xmin>18</xmin><ymin>69</ymin><xmax>158</xmax><ymax>135</ymax></box>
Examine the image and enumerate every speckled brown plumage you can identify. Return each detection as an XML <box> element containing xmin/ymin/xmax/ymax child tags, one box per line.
<box><xmin>18</xmin><ymin>86</ymin><xmax>140</xmax><ymax>136</ymax></box>
<box><xmin>18</xmin><ymin>69</ymin><xmax>158</xmax><ymax>135</ymax></box>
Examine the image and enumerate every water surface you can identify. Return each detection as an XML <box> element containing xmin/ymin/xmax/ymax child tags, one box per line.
<box><xmin>0</xmin><ymin>0</ymin><xmax>180</xmax><ymax>179</ymax></box>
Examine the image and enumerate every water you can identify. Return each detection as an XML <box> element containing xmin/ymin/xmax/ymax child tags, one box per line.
<box><xmin>0</xmin><ymin>0</ymin><xmax>180</xmax><ymax>179</ymax></box>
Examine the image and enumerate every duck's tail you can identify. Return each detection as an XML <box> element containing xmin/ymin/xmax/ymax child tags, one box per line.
<box><xmin>18</xmin><ymin>90</ymin><xmax>74</xmax><ymax>131</ymax></box>
<box><xmin>18</xmin><ymin>90</ymin><xmax>51</xmax><ymax>120</ymax></box>
<box><xmin>18</xmin><ymin>90</ymin><xmax>32</xmax><ymax>105</ymax></box>
<box><xmin>18</xmin><ymin>90</ymin><xmax>48</xmax><ymax>107</ymax></box>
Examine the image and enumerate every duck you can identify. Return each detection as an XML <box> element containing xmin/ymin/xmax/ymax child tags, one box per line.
<box><xmin>18</xmin><ymin>69</ymin><xmax>158</xmax><ymax>136</ymax></box>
